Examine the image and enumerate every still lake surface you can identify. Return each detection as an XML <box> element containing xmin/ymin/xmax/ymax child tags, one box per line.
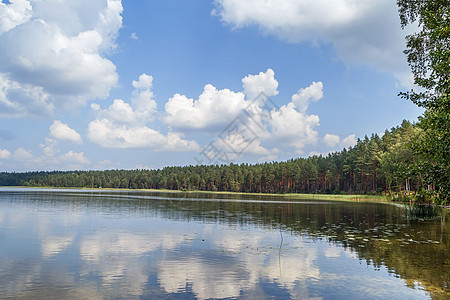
<box><xmin>0</xmin><ymin>187</ymin><xmax>448</xmax><ymax>299</ymax></box>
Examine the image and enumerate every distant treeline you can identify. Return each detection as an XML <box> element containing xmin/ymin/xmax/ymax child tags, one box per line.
<box><xmin>0</xmin><ymin>120</ymin><xmax>440</xmax><ymax>202</ymax></box>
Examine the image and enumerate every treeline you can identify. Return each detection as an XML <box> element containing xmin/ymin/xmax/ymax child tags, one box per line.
<box><xmin>0</xmin><ymin>120</ymin><xmax>443</xmax><ymax>203</ymax></box>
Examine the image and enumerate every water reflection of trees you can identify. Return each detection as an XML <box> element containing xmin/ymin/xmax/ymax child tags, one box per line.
<box><xmin>5</xmin><ymin>189</ymin><xmax>449</xmax><ymax>299</ymax></box>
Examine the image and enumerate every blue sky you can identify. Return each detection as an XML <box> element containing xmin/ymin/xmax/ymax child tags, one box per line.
<box><xmin>0</xmin><ymin>0</ymin><xmax>423</xmax><ymax>171</ymax></box>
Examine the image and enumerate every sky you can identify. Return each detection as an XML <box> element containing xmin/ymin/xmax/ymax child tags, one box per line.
<box><xmin>0</xmin><ymin>0</ymin><xmax>424</xmax><ymax>172</ymax></box>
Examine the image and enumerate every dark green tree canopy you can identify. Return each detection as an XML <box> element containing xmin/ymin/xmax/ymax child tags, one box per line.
<box><xmin>397</xmin><ymin>0</ymin><xmax>450</xmax><ymax>203</ymax></box>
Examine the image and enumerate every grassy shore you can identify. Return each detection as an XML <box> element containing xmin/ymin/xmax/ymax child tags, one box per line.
<box><xmin>3</xmin><ymin>186</ymin><xmax>450</xmax><ymax>209</ymax></box>
<box><xmin>2</xmin><ymin>185</ymin><xmax>390</xmax><ymax>202</ymax></box>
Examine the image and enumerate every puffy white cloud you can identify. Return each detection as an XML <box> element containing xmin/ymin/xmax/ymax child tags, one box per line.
<box><xmin>0</xmin><ymin>149</ymin><xmax>11</xmax><ymax>159</ymax></box>
<box><xmin>132</xmin><ymin>73</ymin><xmax>152</xmax><ymax>89</ymax></box>
<box><xmin>164</xmin><ymin>69</ymin><xmax>281</xmax><ymax>131</ymax></box>
<box><xmin>99</xmin><ymin>99</ymin><xmax>135</xmax><ymax>124</ymax></box>
<box><xmin>88</xmin><ymin>118</ymin><xmax>198</xmax><ymax>151</ymax></box>
<box><xmin>308</xmin><ymin>151</ymin><xmax>323</xmax><ymax>157</ymax></box>
<box><xmin>60</xmin><ymin>150</ymin><xmax>89</xmax><ymax>164</ymax></box>
<box><xmin>88</xmin><ymin>74</ymin><xmax>199</xmax><ymax>151</ymax></box>
<box><xmin>323</xmin><ymin>134</ymin><xmax>340</xmax><ymax>148</ymax></box>
<box><xmin>0</xmin><ymin>0</ymin><xmax>32</xmax><ymax>34</ymax></box>
<box><xmin>214</xmin><ymin>0</ymin><xmax>413</xmax><ymax>84</ymax></box>
<box><xmin>93</xmin><ymin>73</ymin><xmax>156</xmax><ymax>126</ymax></box>
<box><xmin>41</xmin><ymin>137</ymin><xmax>58</xmax><ymax>157</ymax></box>
<box><xmin>0</xmin><ymin>73</ymin><xmax>52</xmax><ymax>118</ymax></box>
<box><xmin>12</xmin><ymin>147</ymin><xmax>35</xmax><ymax>162</ymax></box>
<box><xmin>130</xmin><ymin>73</ymin><xmax>157</xmax><ymax>123</ymax></box>
<box><xmin>0</xmin><ymin>0</ymin><xmax>122</xmax><ymax>117</ymax></box>
<box><xmin>322</xmin><ymin>133</ymin><xmax>357</xmax><ymax>152</ymax></box>
<box><xmin>210</xmin><ymin>127</ymin><xmax>274</xmax><ymax>163</ymax></box>
<box><xmin>291</xmin><ymin>81</ymin><xmax>323</xmax><ymax>112</ymax></box>
<box><xmin>242</xmin><ymin>68</ymin><xmax>279</xmax><ymax>100</ymax></box>
<box><xmin>270</xmin><ymin>102</ymin><xmax>320</xmax><ymax>154</ymax></box>
<box><xmin>257</xmin><ymin>81</ymin><xmax>322</xmax><ymax>154</ymax></box>
<box><xmin>9</xmin><ymin>137</ymin><xmax>90</xmax><ymax>169</ymax></box>
<box><xmin>164</xmin><ymin>84</ymin><xmax>246</xmax><ymax>130</ymax></box>
<box><xmin>341</xmin><ymin>134</ymin><xmax>357</xmax><ymax>148</ymax></box>
<box><xmin>183</xmin><ymin>72</ymin><xmax>324</xmax><ymax>159</ymax></box>
<box><xmin>49</xmin><ymin>120</ymin><xmax>82</xmax><ymax>144</ymax></box>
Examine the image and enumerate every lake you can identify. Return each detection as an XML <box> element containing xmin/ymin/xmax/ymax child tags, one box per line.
<box><xmin>0</xmin><ymin>187</ymin><xmax>448</xmax><ymax>299</ymax></box>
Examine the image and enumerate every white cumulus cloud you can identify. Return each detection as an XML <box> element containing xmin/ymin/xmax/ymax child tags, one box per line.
<box><xmin>180</xmin><ymin>71</ymin><xmax>325</xmax><ymax>159</ymax></box>
<box><xmin>323</xmin><ymin>133</ymin><xmax>357</xmax><ymax>150</ymax></box>
<box><xmin>164</xmin><ymin>84</ymin><xmax>246</xmax><ymax>130</ymax></box>
<box><xmin>60</xmin><ymin>150</ymin><xmax>89</xmax><ymax>164</ymax></box>
<box><xmin>263</xmin><ymin>81</ymin><xmax>323</xmax><ymax>154</ymax></box>
<box><xmin>242</xmin><ymin>68</ymin><xmax>279</xmax><ymax>100</ymax></box>
<box><xmin>214</xmin><ymin>0</ymin><xmax>413</xmax><ymax>85</ymax></box>
<box><xmin>0</xmin><ymin>73</ymin><xmax>52</xmax><ymax>118</ymax></box>
<box><xmin>341</xmin><ymin>134</ymin><xmax>357</xmax><ymax>148</ymax></box>
<box><xmin>0</xmin><ymin>0</ymin><xmax>32</xmax><ymax>34</ymax></box>
<box><xmin>270</xmin><ymin>102</ymin><xmax>320</xmax><ymax>154</ymax></box>
<box><xmin>323</xmin><ymin>133</ymin><xmax>340</xmax><ymax>148</ymax></box>
<box><xmin>164</xmin><ymin>68</ymin><xmax>280</xmax><ymax>131</ymax></box>
<box><xmin>88</xmin><ymin>74</ymin><xmax>199</xmax><ymax>151</ymax></box>
<box><xmin>12</xmin><ymin>147</ymin><xmax>35</xmax><ymax>162</ymax></box>
<box><xmin>0</xmin><ymin>149</ymin><xmax>11</xmax><ymax>159</ymax></box>
<box><xmin>49</xmin><ymin>120</ymin><xmax>82</xmax><ymax>144</ymax></box>
<box><xmin>291</xmin><ymin>81</ymin><xmax>323</xmax><ymax>112</ymax></box>
<box><xmin>0</xmin><ymin>0</ymin><xmax>123</xmax><ymax>117</ymax></box>
<box><xmin>11</xmin><ymin>145</ymin><xmax>91</xmax><ymax>169</ymax></box>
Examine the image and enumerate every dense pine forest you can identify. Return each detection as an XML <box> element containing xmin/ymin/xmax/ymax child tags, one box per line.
<box><xmin>2</xmin><ymin>120</ymin><xmax>446</xmax><ymax>204</ymax></box>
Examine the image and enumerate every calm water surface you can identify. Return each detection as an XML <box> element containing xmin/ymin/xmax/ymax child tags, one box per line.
<box><xmin>0</xmin><ymin>187</ymin><xmax>448</xmax><ymax>299</ymax></box>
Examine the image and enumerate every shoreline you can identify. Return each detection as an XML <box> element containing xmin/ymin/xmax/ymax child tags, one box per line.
<box><xmin>1</xmin><ymin>186</ymin><xmax>449</xmax><ymax>210</ymax></box>
<box><xmin>3</xmin><ymin>186</ymin><xmax>450</xmax><ymax>209</ymax></box>
<box><xmin>0</xmin><ymin>185</ymin><xmax>413</xmax><ymax>203</ymax></box>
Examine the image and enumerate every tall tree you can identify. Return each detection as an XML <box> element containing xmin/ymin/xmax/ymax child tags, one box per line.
<box><xmin>397</xmin><ymin>0</ymin><xmax>450</xmax><ymax>203</ymax></box>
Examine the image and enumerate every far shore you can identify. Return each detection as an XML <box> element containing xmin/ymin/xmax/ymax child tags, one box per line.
<box><xmin>0</xmin><ymin>185</ymin><xmax>414</xmax><ymax>203</ymax></box>
<box><xmin>3</xmin><ymin>185</ymin><xmax>450</xmax><ymax>209</ymax></box>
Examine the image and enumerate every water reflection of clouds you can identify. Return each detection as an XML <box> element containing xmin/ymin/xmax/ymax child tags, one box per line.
<box><xmin>156</xmin><ymin>227</ymin><xmax>322</xmax><ymax>300</ymax></box>
<box><xmin>81</xmin><ymin>256</ymin><xmax>151</xmax><ymax>297</ymax></box>
<box><xmin>4</xmin><ymin>208</ymin><xmax>326</xmax><ymax>300</ymax></box>
<box><xmin>37</xmin><ymin>214</ymin><xmax>79</xmax><ymax>259</ymax></box>
<box><xmin>41</xmin><ymin>235</ymin><xmax>74</xmax><ymax>258</ymax></box>
<box><xmin>0</xmin><ymin>259</ymin><xmax>42</xmax><ymax>297</ymax></box>
<box><xmin>0</xmin><ymin>192</ymin><xmax>434</xmax><ymax>300</ymax></box>
<box><xmin>158</xmin><ymin>257</ymin><xmax>246</xmax><ymax>299</ymax></box>
<box><xmin>78</xmin><ymin>228</ymin><xmax>194</xmax><ymax>297</ymax></box>
<box><xmin>323</xmin><ymin>244</ymin><xmax>342</xmax><ymax>259</ymax></box>
<box><xmin>344</xmin><ymin>247</ymin><xmax>358</xmax><ymax>259</ymax></box>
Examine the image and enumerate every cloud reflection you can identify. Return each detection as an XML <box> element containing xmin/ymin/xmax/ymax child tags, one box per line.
<box><xmin>156</xmin><ymin>228</ymin><xmax>322</xmax><ymax>299</ymax></box>
<box><xmin>41</xmin><ymin>235</ymin><xmax>74</xmax><ymax>258</ymax></box>
<box><xmin>0</xmin><ymin>190</ymin><xmax>435</xmax><ymax>299</ymax></box>
<box><xmin>79</xmin><ymin>229</ymin><xmax>191</xmax><ymax>297</ymax></box>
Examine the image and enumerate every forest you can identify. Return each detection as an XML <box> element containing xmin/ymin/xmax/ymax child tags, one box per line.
<box><xmin>1</xmin><ymin>1</ymin><xmax>448</xmax><ymax>205</ymax></box>
<box><xmin>1</xmin><ymin>120</ymin><xmax>445</xmax><ymax>204</ymax></box>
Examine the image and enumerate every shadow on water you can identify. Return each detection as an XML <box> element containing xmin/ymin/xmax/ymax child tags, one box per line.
<box><xmin>403</xmin><ymin>204</ymin><xmax>445</xmax><ymax>221</ymax></box>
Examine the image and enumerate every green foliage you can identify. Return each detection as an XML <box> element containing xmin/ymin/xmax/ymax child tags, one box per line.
<box><xmin>398</xmin><ymin>0</ymin><xmax>450</xmax><ymax>204</ymax></box>
<box><xmin>2</xmin><ymin>121</ymin><xmax>441</xmax><ymax>203</ymax></box>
